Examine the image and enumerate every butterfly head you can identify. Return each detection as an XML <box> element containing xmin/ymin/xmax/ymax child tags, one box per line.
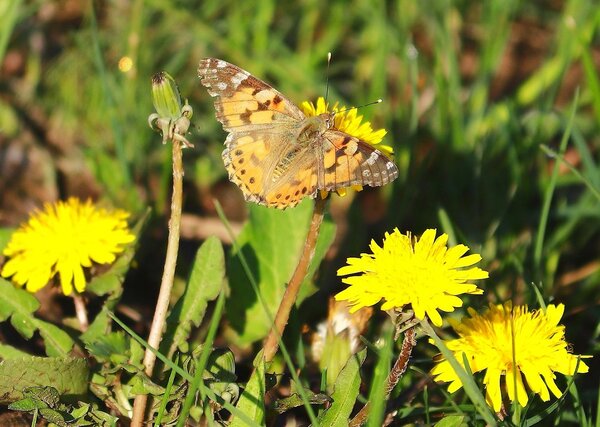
<box><xmin>298</xmin><ymin>113</ymin><xmax>335</xmax><ymax>143</ymax></box>
<box><xmin>319</xmin><ymin>112</ymin><xmax>335</xmax><ymax>130</ymax></box>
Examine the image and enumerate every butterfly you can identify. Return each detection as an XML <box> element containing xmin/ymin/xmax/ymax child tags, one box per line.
<box><xmin>198</xmin><ymin>58</ymin><xmax>399</xmax><ymax>209</ymax></box>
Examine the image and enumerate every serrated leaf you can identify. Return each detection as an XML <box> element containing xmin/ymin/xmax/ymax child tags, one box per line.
<box><xmin>86</xmin><ymin>209</ymin><xmax>149</xmax><ymax>299</ymax></box>
<box><xmin>0</xmin><ymin>357</ymin><xmax>89</xmax><ymax>404</ymax></box>
<box><xmin>0</xmin><ymin>279</ymin><xmax>73</xmax><ymax>356</ymax></box>
<box><xmin>161</xmin><ymin>236</ymin><xmax>225</xmax><ymax>357</ymax></box>
<box><xmin>85</xmin><ymin>272</ymin><xmax>123</xmax><ymax>296</ymax></box>
<box><xmin>316</xmin><ymin>348</ymin><xmax>367</xmax><ymax>427</ymax></box>
<box><xmin>82</xmin><ymin>211</ymin><xmax>149</xmax><ymax>347</ymax></box>
<box><xmin>226</xmin><ymin>201</ymin><xmax>335</xmax><ymax>345</ymax></box>
<box><xmin>229</xmin><ymin>353</ymin><xmax>266</xmax><ymax>427</ymax></box>
<box><xmin>80</xmin><ymin>309</ymin><xmax>111</xmax><ymax>347</ymax></box>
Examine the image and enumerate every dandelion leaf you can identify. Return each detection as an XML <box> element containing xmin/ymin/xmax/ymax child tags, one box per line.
<box><xmin>161</xmin><ymin>236</ymin><xmax>225</xmax><ymax>357</ymax></box>
<box><xmin>229</xmin><ymin>352</ymin><xmax>266</xmax><ymax>427</ymax></box>
<box><xmin>86</xmin><ymin>208</ymin><xmax>149</xmax><ymax>299</ymax></box>
<box><xmin>83</xmin><ymin>210</ymin><xmax>149</xmax><ymax>346</ymax></box>
<box><xmin>316</xmin><ymin>348</ymin><xmax>366</xmax><ymax>427</ymax></box>
<box><xmin>0</xmin><ymin>279</ymin><xmax>73</xmax><ymax>356</ymax></box>
<box><xmin>0</xmin><ymin>357</ymin><xmax>88</xmax><ymax>404</ymax></box>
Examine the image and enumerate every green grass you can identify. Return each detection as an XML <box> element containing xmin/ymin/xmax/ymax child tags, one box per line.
<box><xmin>0</xmin><ymin>0</ymin><xmax>598</xmax><ymax>425</ymax></box>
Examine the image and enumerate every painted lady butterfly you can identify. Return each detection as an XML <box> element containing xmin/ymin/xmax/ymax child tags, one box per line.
<box><xmin>198</xmin><ymin>58</ymin><xmax>398</xmax><ymax>209</ymax></box>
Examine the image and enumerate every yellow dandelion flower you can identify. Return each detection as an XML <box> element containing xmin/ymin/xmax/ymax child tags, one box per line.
<box><xmin>301</xmin><ymin>96</ymin><xmax>394</xmax><ymax>198</ymax></box>
<box><xmin>335</xmin><ymin>229</ymin><xmax>487</xmax><ymax>326</ymax></box>
<box><xmin>431</xmin><ymin>302</ymin><xmax>591</xmax><ymax>412</ymax></box>
<box><xmin>1</xmin><ymin>198</ymin><xmax>135</xmax><ymax>295</ymax></box>
<box><xmin>300</xmin><ymin>97</ymin><xmax>392</xmax><ymax>153</ymax></box>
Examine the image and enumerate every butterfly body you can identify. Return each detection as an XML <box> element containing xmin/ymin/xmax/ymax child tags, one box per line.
<box><xmin>198</xmin><ymin>58</ymin><xmax>398</xmax><ymax>209</ymax></box>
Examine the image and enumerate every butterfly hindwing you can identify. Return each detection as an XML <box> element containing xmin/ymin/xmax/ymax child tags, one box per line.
<box><xmin>223</xmin><ymin>130</ymin><xmax>319</xmax><ymax>208</ymax></box>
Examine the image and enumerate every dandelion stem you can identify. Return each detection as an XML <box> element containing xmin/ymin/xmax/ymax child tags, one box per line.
<box><xmin>72</xmin><ymin>293</ymin><xmax>89</xmax><ymax>331</ymax></box>
<box><xmin>131</xmin><ymin>139</ymin><xmax>184</xmax><ymax>426</ymax></box>
<box><xmin>349</xmin><ymin>326</ymin><xmax>416</xmax><ymax>427</ymax></box>
<box><xmin>263</xmin><ymin>196</ymin><xmax>327</xmax><ymax>363</ymax></box>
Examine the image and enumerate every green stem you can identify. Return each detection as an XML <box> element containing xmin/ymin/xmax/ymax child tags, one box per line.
<box><xmin>131</xmin><ymin>139</ymin><xmax>184</xmax><ymax>426</ymax></box>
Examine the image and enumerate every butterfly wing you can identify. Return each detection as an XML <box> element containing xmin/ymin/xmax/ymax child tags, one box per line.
<box><xmin>221</xmin><ymin>130</ymin><xmax>319</xmax><ymax>208</ymax></box>
<box><xmin>198</xmin><ymin>58</ymin><xmax>317</xmax><ymax>208</ymax></box>
<box><xmin>318</xmin><ymin>130</ymin><xmax>399</xmax><ymax>190</ymax></box>
<box><xmin>198</xmin><ymin>58</ymin><xmax>305</xmax><ymax>131</ymax></box>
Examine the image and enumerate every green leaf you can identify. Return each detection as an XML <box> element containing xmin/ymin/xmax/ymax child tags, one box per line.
<box><xmin>161</xmin><ymin>236</ymin><xmax>225</xmax><ymax>357</ymax></box>
<box><xmin>39</xmin><ymin>407</ymin><xmax>72</xmax><ymax>425</ymax></box>
<box><xmin>85</xmin><ymin>331</ymin><xmax>129</xmax><ymax>364</ymax></box>
<box><xmin>8</xmin><ymin>397</ymin><xmax>45</xmax><ymax>411</ymax></box>
<box><xmin>70</xmin><ymin>402</ymin><xmax>90</xmax><ymax>419</ymax></box>
<box><xmin>0</xmin><ymin>279</ymin><xmax>73</xmax><ymax>356</ymax></box>
<box><xmin>24</xmin><ymin>385</ymin><xmax>60</xmax><ymax>407</ymax></box>
<box><xmin>0</xmin><ymin>343</ymin><xmax>30</xmax><ymax>359</ymax></box>
<box><xmin>80</xmin><ymin>309</ymin><xmax>111</xmax><ymax>347</ymax></box>
<box><xmin>366</xmin><ymin>327</ymin><xmax>393</xmax><ymax>427</ymax></box>
<box><xmin>435</xmin><ymin>415</ymin><xmax>468</xmax><ymax>427</ymax></box>
<box><xmin>275</xmin><ymin>392</ymin><xmax>331</xmax><ymax>413</ymax></box>
<box><xmin>128</xmin><ymin>372</ymin><xmax>165</xmax><ymax>395</ymax></box>
<box><xmin>83</xmin><ymin>210</ymin><xmax>149</xmax><ymax>346</ymax></box>
<box><xmin>229</xmin><ymin>353</ymin><xmax>266</xmax><ymax>427</ymax></box>
<box><xmin>86</xmin><ymin>209</ymin><xmax>149</xmax><ymax>299</ymax></box>
<box><xmin>226</xmin><ymin>201</ymin><xmax>335</xmax><ymax>345</ymax></box>
<box><xmin>316</xmin><ymin>348</ymin><xmax>367</xmax><ymax>427</ymax></box>
<box><xmin>0</xmin><ymin>357</ymin><xmax>89</xmax><ymax>404</ymax></box>
<box><xmin>205</xmin><ymin>347</ymin><xmax>237</xmax><ymax>383</ymax></box>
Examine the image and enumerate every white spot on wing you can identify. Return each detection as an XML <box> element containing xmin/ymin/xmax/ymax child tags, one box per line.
<box><xmin>366</xmin><ymin>151</ymin><xmax>379</xmax><ymax>165</ymax></box>
<box><xmin>217</xmin><ymin>82</ymin><xmax>228</xmax><ymax>90</ymax></box>
<box><xmin>231</xmin><ymin>71</ymin><xmax>248</xmax><ymax>87</ymax></box>
<box><xmin>217</xmin><ymin>60</ymin><xmax>227</xmax><ymax>68</ymax></box>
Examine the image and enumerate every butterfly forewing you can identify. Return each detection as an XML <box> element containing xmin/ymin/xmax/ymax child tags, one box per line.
<box><xmin>198</xmin><ymin>58</ymin><xmax>304</xmax><ymax>132</ymax></box>
<box><xmin>320</xmin><ymin>131</ymin><xmax>399</xmax><ymax>190</ymax></box>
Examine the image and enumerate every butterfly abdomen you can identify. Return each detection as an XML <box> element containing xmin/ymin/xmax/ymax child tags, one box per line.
<box><xmin>272</xmin><ymin>145</ymin><xmax>304</xmax><ymax>180</ymax></box>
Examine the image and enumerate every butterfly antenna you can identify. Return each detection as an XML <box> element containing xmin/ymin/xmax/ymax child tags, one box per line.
<box><xmin>336</xmin><ymin>98</ymin><xmax>383</xmax><ymax>115</ymax></box>
<box><xmin>324</xmin><ymin>52</ymin><xmax>332</xmax><ymax>105</ymax></box>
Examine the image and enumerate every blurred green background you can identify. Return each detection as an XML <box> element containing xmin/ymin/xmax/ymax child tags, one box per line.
<box><xmin>1</xmin><ymin>0</ymin><xmax>599</xmax><ymax>412</ymax></box>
